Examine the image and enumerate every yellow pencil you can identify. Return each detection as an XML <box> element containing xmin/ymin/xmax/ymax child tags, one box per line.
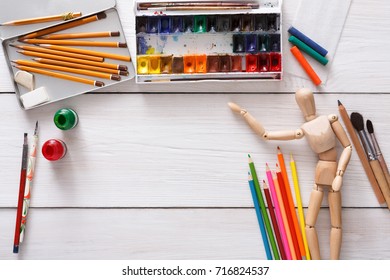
<box><xmin>16</xmin><ymin>50</ymin><xmax>128</xmax><ymax>71</ymax></box>
<box><xmin>13</xmin><ymin>60</ymin><xmax>121</xmax><ymax>81</ymax></box>
<box><xmin>20</xmin><ymin>12</ymin><xmax>106</xmax><ymax>39</ymax></box>
<box><xmin>41</xmin><ymin>31</ymin><xmax>120</xmax><ymax>40</ymax></box>
<box><xmin>10</xmin><ymin>44</ymin><xmax>104</xmax><ymax>62</ymax></box>
<box><xmin>290</xmin><ymin>154</ymin><xmax>311</xmax><ymax>260</ymax></box>
<box><xmin>21</xmin><ymin>39</ymin><xmax>127</xmax><ymax>48</ymax></box>
<box><xmin>0</xmin><ymin>12</ymin><xmax>81</xmax><ymax>26</ymax></box>
<box><xmin>13</xmin><ymin>65</ymin><xmax>104</xmax><ymax>87</ymax></box>
<box><xmin>38</xmin><ymin>44</ymin><xmax>132</xmax><ymax>62</ymax></box>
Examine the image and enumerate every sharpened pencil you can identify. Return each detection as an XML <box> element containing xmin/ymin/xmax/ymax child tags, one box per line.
<box><xmin>16</xmin><ymin>50</ymin><xmax>128</xmax><ymax>71</ymax></box>
<box><xmin>32</xmin><ymin>58</ymin><xmax>128</xmax><ymax>76</ymax></box>
<box><xmin>10</xmin><ymin>44</ymin><xmax>104</xmax><ymax>62</ymax></box>
<box><xmin>13</xmin><ymin>65</ymin><xmax>105</xmax><ymax>87</ymax></box>
<box><xmin>38</xmin><ymin>44</ymin><xmax>131</xmax><ymax>62</ymax></box>
<box><xmin>20</xmin><ymin>12</ymin><xmax>106</xmax><ymax>39</ymax></box>
<box><xmin>13</xmin><ymin>60</ymin><xmax>121</xmax><ymax>81</ymax></box>
<box><xmin>21</xmin><ymin>39</ymin><xmax>127</xmax><ymax>48</ymax></box>
<box><xmin>248</xmin><ymin>154</ymin><xmax>280</xmax><ymax>260</ymax></box>
<box><xmin>41</xmin><ymin>31</ymin><xmax>120</xmax><ymax>40</ymax></box>
<box><xmin>1</xmin><ymin>12</ymin><xmax>81</xmax><ymax>26</ymax></box>
<box><xmin>248</xmin><ymin>173</ymin><xmax>272</xmax><ymax>260</ymax></box>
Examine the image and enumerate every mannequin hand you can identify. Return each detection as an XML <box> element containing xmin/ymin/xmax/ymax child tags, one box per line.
<box><xmin>332</xmin><ymin>175</ymin><xmax>343</xmax><ymax>192</ymax></box>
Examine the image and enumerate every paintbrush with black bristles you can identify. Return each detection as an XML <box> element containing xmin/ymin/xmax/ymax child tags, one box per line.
<box><xmin>351</xmin><ymin>112</ymin><xmax>390</xmax><ymax>208</ymax></box>
<box><xmin>367</xmin><ymin>119</ymin><xmax>390</xmax><ymax>186</ymax></box>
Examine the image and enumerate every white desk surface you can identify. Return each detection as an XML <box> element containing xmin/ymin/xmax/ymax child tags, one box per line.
<box><xmin>0</xmin><ymin>0</ymin><xmax>389</xmax><ymax>260</ymax></box>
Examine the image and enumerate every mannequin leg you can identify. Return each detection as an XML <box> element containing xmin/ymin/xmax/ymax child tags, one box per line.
<box><xmin>305</xmin><ymin>184</ymin><xmax>324</xmax><ymax>260</ymax></box>
<box><xmin>329</xmin><ymin>189</ymin><xmax>342</xmax><ymax>260</ymax></box>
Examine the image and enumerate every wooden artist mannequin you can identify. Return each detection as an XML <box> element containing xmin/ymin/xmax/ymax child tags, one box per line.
<box><xmin>229</xmin><ymin>88</ymin><xmax>352</xmax><ymax>260</ymax></box>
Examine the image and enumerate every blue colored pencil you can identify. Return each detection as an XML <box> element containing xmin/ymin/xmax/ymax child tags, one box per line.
<box><xmin>248</xmin><ymin>172</ymin><xmax>272</xmax><ymax>260</ymax></box>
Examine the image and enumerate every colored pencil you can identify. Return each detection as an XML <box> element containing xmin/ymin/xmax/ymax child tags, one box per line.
<box><xmin>248</xmin><ymin>155</ymin><xmax>280</xmax><ymax>260</ymax></box>
<box><xmin>290</xmin><ymin>154</ymin><xmax>311</xmax><ymax>260</ymax></box>
<box><xmin>10</xmin><ymin>44</ymin><xmax>104</xmax><ymax>62</ymax></box>
<box><xmin>248</xmin><ymin>173</ymin><xmax>272</xmax><ymax>260</ymax></box>
<box><xmin>20</xmin><ymin>122</ymin><xmax>38</xmax><ymax>243</ymax></box>
<box><xmin>21</xmin><ymin>39</ymin><xmax>127</xmax><ymax>48</ymax></box>
<box><xmin>32</xmin><ymin>58</ymin><xmax>128</xmax><ymax>76</ymax></box>
<box><xmin>20</xmin><ymin>12</ymin><xmax>107</xmax><ymax>39</ymax></box>
<box><xmin>13</xmin><ymin>133</ymin><xmax>28</xmax><ymax>253</ymax></box>
<box><xmin>275</xmin><ymin>165</ymin><xmax>301</xmax><ymax>260</ymax></box>
<box><xmin>263</xmin><ymin>180</ymin><xmax>286</xmax><ymax>260</ymax></box>
<box><xmin>13</xmin><ymin>60</ymin><xmax>121</xmax><ymax>81</ymax></box>
<box><xmin>38</xmin><ymin>44</ymin><xmax>131</xmax><ymax>62</ymax></box>
<box><xmin>290</xmin><ymin>46</ymin><xmax>322</xmax><ymax>86</ymax></box>
<box><xmin>16</xmin><ymin>50</ymin><xmax>128</xmax><ymax>71</ymax></box>
<box><xmin>272</xmin><ymin>170</ymin><xmax>297</xmax><ymax>260</ymax></box>
<box><xmin>337</xmin><ymin>100</ymin><xmax>385</xmax><ymax>204</ymax></box>
<box><xmin>13</xmin><ymin>65</ymin><xmax>104</xmax><ymax>87</ymax></box>
<box><xmin>1</xmin><ymin>12</ymin><xmax>81</xmax><ymax>26</ymax></box>
<box><xmin>277</xmin><ymin>147</ymin><xmax>306</xmax><ymax>258</ymax></box>
<box><xmin>41</xmin><ymin>31</ymin><xmax>120</xmax><ymax>40</ymax></box>
<box><xmin>266</xmin><ymin>164</ymin><xmax>292</xmax><ymax>260</ymax></box>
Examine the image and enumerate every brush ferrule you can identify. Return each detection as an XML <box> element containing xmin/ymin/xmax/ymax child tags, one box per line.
<box><xmin>369</xmin><ymin>133</ymin><xmax>382</xmax><ymax>157</ymax></box>
<box><xmin>358</xmin><ymin>131</ymin><xmax>376</xmax><ymax>161</ymax></box>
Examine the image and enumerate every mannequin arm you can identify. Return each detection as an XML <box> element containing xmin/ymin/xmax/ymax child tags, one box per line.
<box><xmin>329</xmin><ymin>114</ymin><xmax>352</xmax><ymax>191</ymax></box>
<box><xmin>228</xmin><ymin>102</ymin><xmax>304</xmax><ymax>140</ymax></box>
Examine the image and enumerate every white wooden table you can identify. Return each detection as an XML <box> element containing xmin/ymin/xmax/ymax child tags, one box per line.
<box><xmin>0</xmin><ymin>0</ymin><xmax>389</xmax><ymax>260</ymax></box>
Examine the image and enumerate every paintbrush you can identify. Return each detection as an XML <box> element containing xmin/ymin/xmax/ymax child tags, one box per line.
<box><xmin>367</xmin><ymin>119</ymin><xmax>390</xmax><ymax>186</ymax></box>
<box><xmin>350</xmin><ymin>112</ymin><xmax>390</xmax><ymax>208</ymax></box>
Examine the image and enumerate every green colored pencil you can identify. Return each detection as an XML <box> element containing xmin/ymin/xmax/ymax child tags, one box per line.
<box><xmin>248</xmin><ymin>154</ymin><xmax>280</xmax><ymax>260</ymax></box>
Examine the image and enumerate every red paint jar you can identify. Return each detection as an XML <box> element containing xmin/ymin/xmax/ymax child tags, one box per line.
<box><xmin>42</xmin><ymin>139</ymin><xmax>67</xmax><ymax>161</ymax></box>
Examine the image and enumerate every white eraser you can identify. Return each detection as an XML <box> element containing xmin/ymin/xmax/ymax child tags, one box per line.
<box><xmin>14</xmin><ymin>71</ymin><xmax>35</xmax><ymax>91</ymax></box>
<box><xmin>20</xmin><ymin>87</ymin><xmax>50</xmax><ymax>109</ymax></box>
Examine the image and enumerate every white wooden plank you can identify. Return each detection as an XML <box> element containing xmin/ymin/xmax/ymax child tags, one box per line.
<box><xmin>0</xmin><ymin>93</ymin><xmax>389</xmax><ymax>208</ymax></box>
<box><xmin>0</xmin><ymin>208</ymin><xmax>388</xmax><ymax>260</ymax></box>
<box><xmin>1</xmin><ymin>0</ymin><xmax>390</xmax><ymax>93</ymax></box>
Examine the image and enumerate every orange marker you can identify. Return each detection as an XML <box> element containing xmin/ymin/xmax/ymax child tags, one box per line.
<box><xmin>290</xmin><ymin>46</ymin><xmax>321</xmax><ymax>86</ymax></box>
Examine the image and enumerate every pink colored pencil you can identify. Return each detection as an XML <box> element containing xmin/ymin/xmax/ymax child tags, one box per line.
<box><xmin>266</xmin><ymin>164</ymin><xmax>292</xmax><ymax>260</ymax></box>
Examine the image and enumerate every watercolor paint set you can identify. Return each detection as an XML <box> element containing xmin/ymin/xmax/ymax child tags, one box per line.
<box><xmin>134</xmin><ymin>0</ymin><xmax>283</xmax><ymax>83</ymax></box>
<box><xmin>0</xmin><ymin>0</ymin><xmax>134</xmax><ymax>110</ymax></box>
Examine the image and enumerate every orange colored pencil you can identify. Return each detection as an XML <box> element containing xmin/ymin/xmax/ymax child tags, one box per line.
<box><xmin>277</xmin><ymin>147</ymin><xmax>306</xmax><ymax>259</ymax></box>
<box><xmin>13</xmin><ymin>65</ymin><xmax>104</xmax><ymax>87</ymax></box>
<box><xmin>1</xmin><ymin>12</ymin><xmax>81</xmax><ymax>26</ymax></box>
<box><xmin>272</xmin><ymin>170</ymin><xmax>297</xmax><ymax>260</ymax></box>
<box><xmin>16</xmin><ymin>50</ymin><xmax>128</xmax><ymax>71</ymax></box>
<box><xmin>13</xmin><ymin>60</ymin><xmax>121</xmax><ymax>81</ymax></box>
<box><xmin>10</xmin><ymin>44</ymin><xmax>104</xmax><ymax>62</ymax></box>
<box><xmin>276</xmin><ymin>165</ymin><xmax>301</xmax><ymax>260</ymax></box>
<box><xmin>21</xmin><ymin>39</ymin><xmax>127</xmax><ymax>48</ymax></box>
<box><xmin>39</xmin><ymin>44</ymin><xmax>131</xmax><ymax>62</ymax></box>
<box><xmin>290</xmin><ymin>46</ymin><xmax>322</xmax><ymax>86</ymax></box>
<box><xmin>32</xmin><ymin>58</ymin><xmax>128</xmax><ymax>76</ymax></box>
<box><xmin>41</xmin><ymin>31</ymin><xmax>120</xmax><ymax>40</ymax></box>
<box><xmin>20</xmin><ymin>12</ymin><xmax>106</xmax><ymax>39</ymax></box>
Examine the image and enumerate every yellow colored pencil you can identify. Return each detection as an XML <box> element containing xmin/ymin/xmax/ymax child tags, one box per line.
<box><xmin>290</xmin><ymin>154</ymin><xmax>311</xmax><ymax>260</ymax></box>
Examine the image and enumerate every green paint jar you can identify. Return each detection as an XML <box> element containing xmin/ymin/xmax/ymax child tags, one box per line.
<box><xmin>54</xmin><ymin>108</ymin><xmax>79</xmax><ymax>130</ymax></box>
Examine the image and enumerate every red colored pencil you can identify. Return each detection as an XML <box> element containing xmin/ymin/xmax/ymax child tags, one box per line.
<box><xmin>276</xmin><ymin>165</ymin><xmax>302</xmax><ymax>260</ymax></box>
<box><xmin>13</xmin><ymin>133</ymin><xmax>28</xmax><ymax>253</ymax></box>
<box><xmin>263</xmin><ymin>180</ymin><xmax>286</xmax><ymax>260</ymax></box>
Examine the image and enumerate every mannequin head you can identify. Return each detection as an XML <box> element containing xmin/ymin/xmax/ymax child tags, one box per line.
<box><xmin>295</xmin><ymin>88</ymin><xmax>317</xmax><ymax>121</ymax></box>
